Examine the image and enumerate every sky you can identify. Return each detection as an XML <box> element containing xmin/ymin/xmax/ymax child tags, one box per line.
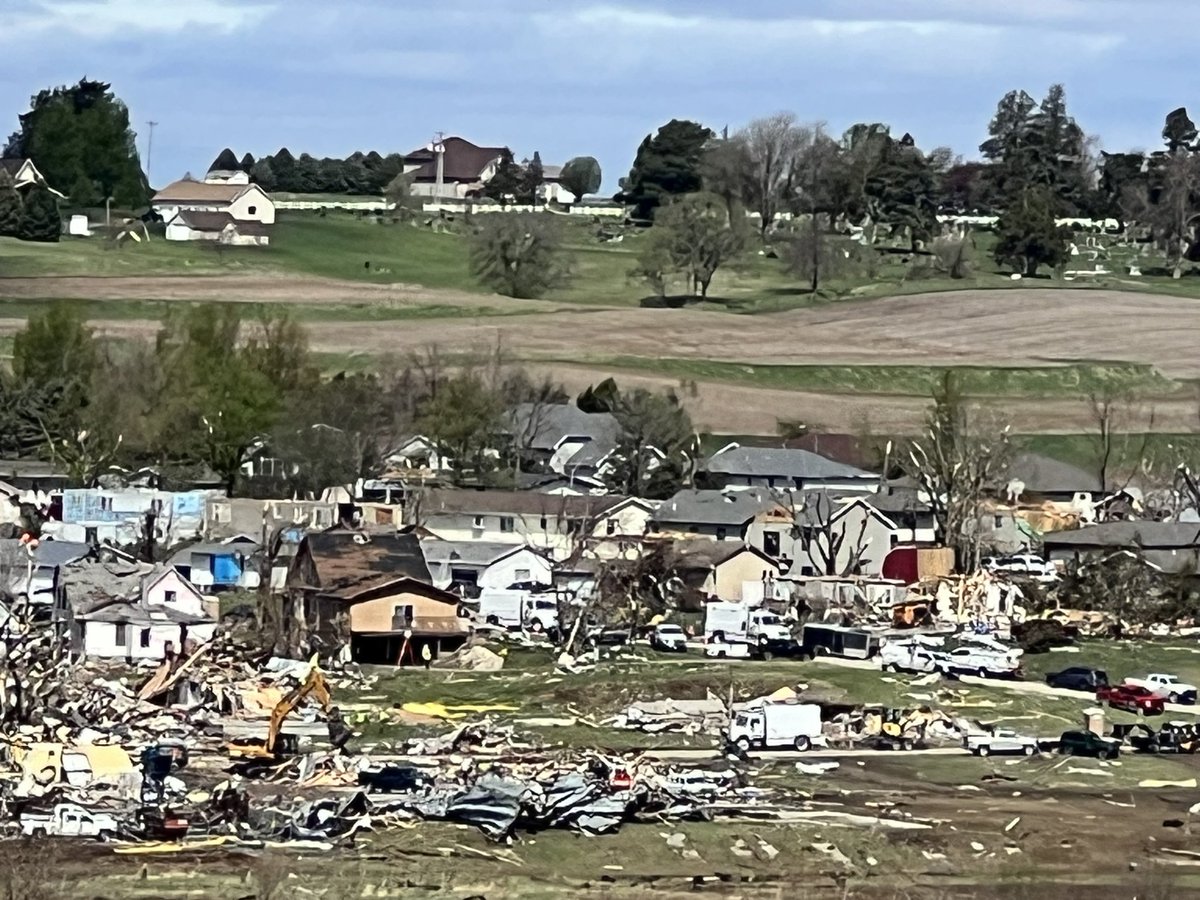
<box><xmin>1</xmin><ymin>0</ymin><xmax>1197</xmax><ymax>191</ymax></box>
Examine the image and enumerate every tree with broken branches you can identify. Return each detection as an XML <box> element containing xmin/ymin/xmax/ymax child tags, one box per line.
<box><xmin>903</xmin><ymin>374</ymin><xmax>1012</xmax><ymax>571</ymax></box>
<box><xmin>799</xmin><ymin>493</ymin><xmax>872</xmax><ymax>576</ymax></box>
<box><xmin>1085</xmin><ymin>385</ymin><xmax>1156</xmax><ymax>493</ymax></box>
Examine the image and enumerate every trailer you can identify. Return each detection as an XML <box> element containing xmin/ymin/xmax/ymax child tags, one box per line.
<box><xmin>800</xmin><ymin>624</ymin><xmax>880</xmax><ymax>659</ymax></box>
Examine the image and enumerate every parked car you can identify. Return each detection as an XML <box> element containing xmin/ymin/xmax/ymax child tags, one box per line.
<box><xmin>585</xmin><ymin>627</ymin><xmax>629</xmax><ymax>648</ymax></box>
<box><xmin>936</xmin><ymin>643</ymin><xmax>1022</xmax><ymax>679</ymax></box>
<box><xmin>879</xmin><ymin>640</ymin><xmax>943</xmax><ymax>674</ymax></box>
<box><xmin>752</xmin><ymin>637</ymin><xmax>807</xmax><ymax>661</ymax></box>
<box><xmin>1058</xmin><ymin>730</ymin><xmax>1121</xmax><ymax>759</ymax></box>
<box><xmin>705</xmin><ymin>639</ymin><xmax>752</xmax><ymax>659</ymax></box>
<box><xmin>1123</xmin><ymin>673</ymin><xmax>1198</xmax><ymax>705</ymax></box>
<box><xmin>1097</xmin><ymin>683</ymin><xmax>1165</xmax><ymax>715</ymax></box>
<box><xmin>650</xmin><ymin>623</ymin><xmax>689</xmax><ymax>652</ymax></box>
<box><xmin>964</xmin><ymin>728</ymin><xmax>1039</xmax><ymax>757</ymax></box>
<box><xmin>1045</xmin><ymin>666</ymin><xmax>1109</xmax><ymax>692</ymax></box>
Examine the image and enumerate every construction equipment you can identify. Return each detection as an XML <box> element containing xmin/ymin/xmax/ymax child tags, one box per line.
<box><xmin>227</xmin><ymin>657</ymin><xmax>347</xmax><ymax>759</ymax></box>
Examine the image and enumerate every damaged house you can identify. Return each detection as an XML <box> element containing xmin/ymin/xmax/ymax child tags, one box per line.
<box><xmin>651</xmin><ymin>489</ymin><xmax>797</xmax><ymax>564</ymax></box>
<box><xmin>794</xmin><ymin>492</ymin><xmax>903</xmax><ymax>577</ymax></box>
<box><xmin>1042</xmin><ymin>521</ymin><xmax>1200</xmax><ymax>575</ymax></box>
<box><xmin>70</xmin><ymin>566</ymin><xmax>218</xmax><ymax>661</ymax></box>
<box><xmin>286</xmin><ymin>529</ymin><xmax>471</xmax><ymax>664</ymax></box>
<box><xmin>662</xmin><ymin>540</ymin><xmax>784</xmax><ymax>605</ymax></box>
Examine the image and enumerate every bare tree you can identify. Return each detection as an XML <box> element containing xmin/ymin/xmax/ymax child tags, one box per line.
<box><xmin>903</xmin><ymin>374</ymin><xmax>1012</xmax><ymax>571</ymax></box>
<box><xmin>799</xmin><ymin>493</ymin><xmax>872</xmax><ymax>576</ymax></box>
<box><xmin>738</xmin><ymin>113</ymin><xmax>812</xmax><ymax>237</ymax></box>
<box><xmin>1086</xmin><ymin>386</ymin><xmax>1156</xmax><ymax>492</ymax></box>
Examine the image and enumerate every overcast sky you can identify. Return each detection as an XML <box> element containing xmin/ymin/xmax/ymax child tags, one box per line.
<box><xmin>1</xmin><ymin>0</ymin><xmax>1195</xmax><ymax>190</ymax></box>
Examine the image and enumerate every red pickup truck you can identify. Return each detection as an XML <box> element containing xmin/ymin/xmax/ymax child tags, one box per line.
<box><xmin>1097</xmin><ymin>684</ymin><xmax>1165</xmax><ymax>715</ymax></box>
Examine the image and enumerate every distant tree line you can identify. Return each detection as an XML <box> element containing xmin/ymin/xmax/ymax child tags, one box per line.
<box><xmin>209</xmin><ymin>147</ymin><xmax>408</xmax><ymax>196</ymax></box>
<box><xmin>0</xmin><ymin>303</ymin><xmax>693</xmax><ymax>500</ymax></box>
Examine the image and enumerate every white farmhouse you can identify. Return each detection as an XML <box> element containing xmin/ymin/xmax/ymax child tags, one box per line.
<box><xmin>75</xmin><ymin>568</ymin><xmax>217</xmax><ymax>661</ymax></box>
<box><xmin>152</xmin><ymin>176</ymin><xmax>275</xmax><ymax>245</ymax></box>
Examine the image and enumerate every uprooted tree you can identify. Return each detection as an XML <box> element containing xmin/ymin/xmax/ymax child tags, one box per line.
<box><xmin>902</xmin><ymin>373</ymin><xmax>1012</xmax><ymax>571</ymax></box>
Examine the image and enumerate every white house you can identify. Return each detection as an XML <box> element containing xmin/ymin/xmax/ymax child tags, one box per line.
<box><xmin>0</xmin><ymin>158</ymin><xmax>64</xmax><ymax>196</ymax></box>
<box><xmin>152</xmin><ymin>177</ymin><xmax>275</xmax><ymax>244</ymax></box>
<box><xmin>75</xmin><ymin>568</ymin><xmax>217</xmax><ymax>661</ymax></box>
<box><xmin>420</xmin><ymin>540</ymin><xmax>553</xmax><ymax>593</ymax></box>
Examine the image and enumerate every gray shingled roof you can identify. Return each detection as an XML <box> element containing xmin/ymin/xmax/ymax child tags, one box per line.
<box><xmin>1005</xmin><ymin>453</ymin><xmax>1103</xmax><ymax>494</ymax></box>
<box><xmin>564</xmin><ymin>439</ymin><xmax>617</xmax><ymax>470</ymax></box>
<box><xmin>420</xmin><ymin>540</ymin><xmax>531</xmax><ymax>568</ymax></box>
<box><xmin>508</xmin><ymin>403</ymin><xmax>619</xmax><ymax>452</ymax></box>
<box><xmin>1043</xmin><ymin>521</ymin><xmax>1200</xmax><ymax>549</ymax></box>
<box><xmin>654</xmin><ymin>489</ymin><xmax>788</xmax><ymax>527</ymax></box>
<box><xmin>0</xmin><ymin>539</ymin><xmax>93</xmax><ymax>569</ymax></box>
<box><xmin>705</xmin><ymin>446</ymin><xmax>875</xmax><ymax>480</ymax></box>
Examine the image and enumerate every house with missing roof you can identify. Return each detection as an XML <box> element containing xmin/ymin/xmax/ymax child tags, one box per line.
<box><xmin>286</xmin><ymin>529</ymin><xmax>470</xmax><ymax>665</ymax></box>
<box><xmin>420</xmin><ymin>540</ymin><xmax>552</xmax><ymax>595</ymax></box>
<box><xmin>651</xmin><ymin>489</ymin><xmax>799</xmax><ymax>564</ymax></box>
<box><xmin>153</xmin><ymin>171</ymin><xmax>275</xmax><ymax>245</ymax></box>
<box><xmin>73</xmin><ymin>567</ymin><xmax>217</xmax><ymax>661</ymax></box>
<box><xmin>701</xmin><ymin>445</ymin><xmax>880</xmax><ymax>493</ymax></box>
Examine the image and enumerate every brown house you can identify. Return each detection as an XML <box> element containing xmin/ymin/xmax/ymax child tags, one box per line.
<box><xmin>286</xmin><ymin>529</ymin><xmax>470</xmax><ymax>664</ymax></box>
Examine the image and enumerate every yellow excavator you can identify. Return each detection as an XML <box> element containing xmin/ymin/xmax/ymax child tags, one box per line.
<box><xmin>227</xmin><ymin>658</ymin><xmax>347</xmax><ymax>759</ymax></box>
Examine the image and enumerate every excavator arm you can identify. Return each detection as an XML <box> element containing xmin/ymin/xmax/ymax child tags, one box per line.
<box><xmin>265</xmin><ymin>663</ymin><xmax>333</xmax><ymax>754</ymax></box>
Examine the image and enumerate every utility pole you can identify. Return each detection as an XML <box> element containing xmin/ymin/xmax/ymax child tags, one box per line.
<box><xmin>433</xmin><ymin>131</ymin><xmax>445</xmax><ymax>202</ymax></box>
<box><xmin>145</xmin><ymin>120</ymin><xmax>158</xmax><ymax>188</ymax></box>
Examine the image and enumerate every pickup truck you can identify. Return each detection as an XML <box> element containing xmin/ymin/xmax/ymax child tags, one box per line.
<box><xmin>1097</xmin><ymin>683</ymin><xmax>1165</xmax><ymax>715</ymax></box>
<box><xmin>936</xmin><ymin>644</ymin><xmax>1022</xmax><ymax>679</ymax></box>
<box><xmin>1123</xmin><ymin>673</ymin><xmax>1198</xmax><ymax>705</ymax></box>
<box><xmin>20</xmin><ymin>803</ymin><xmax>119</xmax><ymax>839</ymax></box>
<box><xmin>964</xmin><ymin>728</ymin><xmax>1039</xmax><ymax>757</ymax></box>
<box><xmin>649</xmin><ymin>623</ymin><xmax>689</xmax><ymax>652</ymax></box>
<box><xmin>1046</xmin><ymin>666</ymin><xmax>1108</xmax><ymax>692</ymax></box>
<box><xmin>1058</xmin><ymin>730</ymin><xmax>1121</xmax><ymax>759</ymax></box>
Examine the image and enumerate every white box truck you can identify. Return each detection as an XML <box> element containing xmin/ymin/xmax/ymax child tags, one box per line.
<box><xmin>704</xmin><ymin>602</ymin><xmax>791</xmax><ymax>645</ymax></box>
<box><xmin>477</xmin><ymin>590</ymin><xmax>559</xmax><ymax>633</ymax></box>
<box><xmin>729</xmin><ymin>702</ymin><xmax>823</xmax><ymax>751</ymax></box>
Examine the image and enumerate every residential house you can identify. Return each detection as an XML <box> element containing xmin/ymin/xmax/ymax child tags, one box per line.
<box><xmin>1004</xmin><ymin>453</ymin><xmax>1105</xmax><ymax>503</ymax></box>
<box><xmin>170</xmin><ymin>537</ymin><xmax>259</xmax><ymax>593</ymax></box>
<box><xmin>383</xmin><ymin>435</ymin><xmax>453</xmax><ymax>478</ymax></box>
<box><xmin>1042</xmin><ymin>522</ymin><xmax>1200</xmax><ymax>575</ymax></box>
<box><xmin>516</xmin><ymin>472</ymin><xmax>610</xmax><ymax>496</ymax></box>
<box><xmin>538</xmin><ymin>164</ymin><xmax>575</xmax><ymax>204</ymax></box>
<box><xmin>794</xmin><ymin>493</ymin><xmax>901</xmax><ymax>577</ymax></box>
<box><xmin>867</xmin><ymin>485</ymin><xmax>936</xmax><ymax>544</ymax></box>
<box><xmin>507</xmin><ymin>403</ymin><xmax>620</xmax><ymax>474</ymax></box>
<box><xmin>651</xmin><ymin>489</ymin><xmax>798</xmax><ymax>563</ymax></box>
<box><xmin>420</xmin><ymin>540</ymin><xmax>552</xmax><ymax>595</ymax></box>
<box><xmin>403</xmin><ymin>137</ymin><xmax>508</xmax><ymax>200</ymax></box>
<box><xmin>664</xmin><ymin>541</ymin><xmax>784</xmax><ymax>605</ymax></box>
<box><xmin>152</xmin><ymin>177</ymin><xmax>275</xmax><ymax>244</ymax></box>
<box><xmin>286</xmin><ymin>529</ymin><xmax>469</xmax><ymax>664</ymax></box>
<box><xmin>59</xmin><ymin>488</ymin><xmax>219</xmax><ymax>547</ymax></box>
<box><xmin>0</xmin><ymin>158</ymin><xmax>63</xmax><ymax>195</ymax></box>
<box><xmin>414</xmin><ymin>490</ymin><xmax>644</xmax><ymax>561</ymax></box>
<box><xmin>73</xmin><ymin>567</ymin><xmax>217</xmax><ymax>661</ymax></box>
<box><xmin>0</xmin><ymin>538</ymin><xmax>92</xmax><ymax>608</ymax></box>
<box><xmin>981</xmin><ymin>454</ymin><xmax>1109</xmax><ymax>553</ymax></box>
<box><xmin>701</xmin><ymin>444</ymin><xmax>879</xmax><ymax>493</ymax></box>
<box><xmin>783</xmin><ymin>433</ymin><xmax>883</xmax><ymax>472</ymax></box>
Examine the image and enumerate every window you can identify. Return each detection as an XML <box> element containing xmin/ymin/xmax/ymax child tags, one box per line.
<box><xmin>164</xmin><ymin>591</ymin><xmax>177</xmax><ymax>604</ymax></box>
<box><xmin>994</xmin><ymin>515</ymin><xmax>1004</xmax><ymax>528</ymax></box>
<box><xmin>763</xmin><ymin>531</ymin><xmax>781</xmax><ymax>557</ymax></box>
<box><xmin>473</xmin><ymin>515</ymin><xmax>485</xmax><ymax>529</ymax></box>
<box><xmin>212</xmin><ymin>503</ymin><xmax>231</xmax><ymax>524</ymax></box>
<box><xmin>100</xmin><ymin>496</ymin><xmax>113</xmax><ymax>511</ymax></box>
<box><xmin>767</xmin><ymin>477</ymin><xmax>776</xmax><ymax>488</ymax></box>
<box><xmin>500</xmin><ymin>516</ymin><xmax>515</xmax><ymax>533</ymax></box>
<box><xmin>115</xmin><ymin>623</ymin><xmax>128</xmax><ymax>645</ymax></box>
<box><xmin>248</xmin><ymin>205</ymin><xmax>257</xmax><ymax>215</ymax></box>
<box><xmin>606</xmin><ymin>518</ymin><xmax>617</xmax><ymax>536</ymax></box>
<box><xmin>139</xmin><ymin>628</ymin><xmax>151</xmax><ymax>648</ymax></box>
<box><xmin>539</xmin><ymin>515</ymin><xmax>548</xmax><ymax>530</ymax></box>
<box><xmin>514</xmin><ymin>568</ymin><xmax>531</xmax><ymax>583</ymax></box>
<box><xmin>391</xmin><ymin>604</ymin><xmax>414</xmax><ymax>630</ymax></box>
<box><xmin>716</xmin><ymin>527</ymin><xmax>728</xmax><ymax>541</ymax></box>
<box><xmin>85</xmin><ymin>527</ymin><xmax>98</xmax><ymax>545</ymax></box>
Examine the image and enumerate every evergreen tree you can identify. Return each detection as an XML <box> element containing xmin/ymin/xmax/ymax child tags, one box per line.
<box><xmin>270</xmin><ymin>148</ymin><xmax>297</xmax><ymax>192</ymax></box>
<box><xmin>519</xmin><ymin>151</ymin><xmax>544</xmax><ymax>205</ymax></box>
<box><xmin>69</xmin><ymin>173</ymin><xmax>101</xmax><ymax>207</ymax></box>
<box><xmin>209</xmin><ymin>148</ymin><xmax>240</xmax><ymax>172</ymax></box>
<box><xmin>867</xmin><ymin>136</ymin><xmax>939</xmax><ymax>249</ymax></box>
<box><xmin>6</xmin><ymin>79</ymin><xmax>149</xmax><ymax>207</ymax></box>
<box><xmin>249</xmin><ymin>158</ymin><xmax>277</xmax><ymax>191</ymax></box>
<box><xmin>481</xmin><ymin>149</ymin><xmax>524</xmax><ymax>205</ymax></box>
<box><xmin>993</xmin><ymin>188</ymin><xmax>1069</xmax><ymax>277</ymax></box>
<box><xmin>16</xmin><ymin>185</ymin><xmax>61</xmax><ymax>242</ymax></box>
<box><xmin>619</xmin><ymin>119</ymin><xmax>714</xmax><ymax>220</ymax></box>
<box><xmin>239</xmin><ymin>152</ymin><xmax>256</xmax><ymax>172</ymax></box>
<box><xmin>0</xmin><ymin>172</ymin><xmax>22</xmax><ymax>237</ymax></box>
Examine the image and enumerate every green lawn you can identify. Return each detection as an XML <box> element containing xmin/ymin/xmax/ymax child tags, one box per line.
<box><xmin>578</xmin><ymin>358</ymin><xmax>1177</xmax><ymax>399</ymax></box>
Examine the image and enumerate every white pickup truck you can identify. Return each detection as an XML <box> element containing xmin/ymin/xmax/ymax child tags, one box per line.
<box><xmin>964</xmin><ymin>728</ymin><xmax>1039</xmax><ymax>757</ymax></box>
<box><xmin>1124</xmin><ymin>673</ymin><xmax>1198</xmax><ymax>705</ymax></box>
<box><xmin>937</xmin><ymin>640</ymin><xmax>1023</xmax><ymax>679</ymax></box>
<box><xmin>21</xmin><ymin>803</ymin><xmax>119</xmax><ymax>839</ymax></box>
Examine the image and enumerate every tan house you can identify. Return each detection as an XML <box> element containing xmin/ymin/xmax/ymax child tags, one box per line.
<box><xmin>286</xmin><ymin>528</ymin><xmax>469</xmax><ymax>664</ymax></box>
<box><xmin>665</xmin><ymin>541</ymin><xmax>784</xmax><ymax>605</ymax></box>
<box><xmin>153</xmin><ymin>177</ymin><xmax>275</xmax><ymax>245</ymax></box>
